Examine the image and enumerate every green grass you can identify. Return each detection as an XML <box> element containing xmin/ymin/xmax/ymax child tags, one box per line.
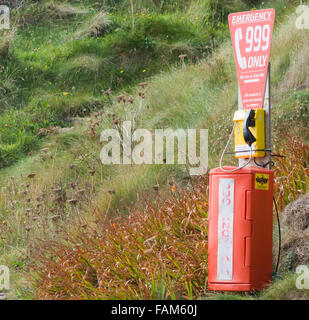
<box><xmin>1</xmin><ymin>0</ymin><xmax>286</xmax><ymax>168</ymax></box>
<box><xmin>204</xmin><ymin>271</ymin><xmax>309</xmax><ymax>300</ymax></box>
<box><xmin>260</xmin><ymin>271</ymin><xmax>309</xmax><ymax>300</ymax></box>
<box><xmin>1</xmin><ymin>0</ymin><xmax>237</xmax><ymax>168</ymax></box>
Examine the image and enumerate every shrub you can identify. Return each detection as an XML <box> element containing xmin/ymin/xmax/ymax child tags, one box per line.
<box><xmin>32</xmin><ymin>176</ymin><xmax>209</xmax><ymax>300</ymax></box>
<box><xmin>273</xmin><ymin>130</ymin><xmax>309</xmax><ymax>211</ymax></box>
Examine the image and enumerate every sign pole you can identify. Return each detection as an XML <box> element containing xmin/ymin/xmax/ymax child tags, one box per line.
<box><xmin>264</xmin><ymin>62</ymin><xmax>272</xmax><ymax>170</ymax></box>
<box><xmin>238</xmin><ymin>62</ymin><xmax>271</xmax><ymax>169</ymax></box>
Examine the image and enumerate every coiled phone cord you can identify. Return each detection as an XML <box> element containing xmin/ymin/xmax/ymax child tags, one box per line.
<box><xmin>219</xmin><ymin>122</ymin><xmax>253</xmax><ymax>172</ymax></box>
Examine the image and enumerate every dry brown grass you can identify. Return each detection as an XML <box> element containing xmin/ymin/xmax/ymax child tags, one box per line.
<box><xmin>280</xmin><ymin>41</ymin><xmax>309</xmax><ymax>91</ymax></box>
<box><xmin>279</xmin><ymin>192</ymin><xmax>309</xmax><ymax>271</ymax></box>
<box><xmin>31</xmin><ymin>176</ymin><xmax>209</xmax><ymax>300</ymax></box>
<box><xmin>74</xmin><ymin>11</ymin><xmax>112</xmax><ymax>39</ymax></box>
<box><xmin>0</xmin><ymin>28</ymin><xmax>16</xmax><ymax>57</ymax></box>
<box><xmin>271</xmin><ymin>13</ymin><xmax>309</xmax><ymax>94</ymax></box>
<box><xmin>45</xmin><ymin>1</ymin><xmax>88</xmax><ymax>19</ymax></box>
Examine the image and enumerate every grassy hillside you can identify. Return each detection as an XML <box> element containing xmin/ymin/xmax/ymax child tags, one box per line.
<box><xmin>0</xmin><ymin>0</ymin><xmax>239</xmax><ymax>168</ymax></box>
<box><xmin>0</xmin><ymin>0</ymin><xmax>308</xmax><ymax>299</ymax></box>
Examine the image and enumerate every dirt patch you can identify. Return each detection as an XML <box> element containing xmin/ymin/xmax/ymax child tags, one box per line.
<box><xmin>279</xmin><ymin>192</ymin><xmax>309</xmax><ymax>271</ymax></box>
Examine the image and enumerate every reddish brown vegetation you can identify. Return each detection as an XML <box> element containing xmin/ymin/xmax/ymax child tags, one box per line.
<box><xmin>32</xmin><ymin>131</ymin><xmax>308</xmax><ymax>300</ymax></box>
<box><xmin>33</xmin><ymin>177</ymin><xmax>209</xmax><ymax>300</ymax></box>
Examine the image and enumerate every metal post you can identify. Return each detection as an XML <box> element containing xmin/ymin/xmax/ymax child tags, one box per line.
<box><xmin>238</xmin><ymin>62</ymin><xmax>271</xmax><ymax>168</ymax></box>
<box><xmin>264</xmin><ymin>63</ymin><xmax>272</xmax><ymax>169</ymax></box>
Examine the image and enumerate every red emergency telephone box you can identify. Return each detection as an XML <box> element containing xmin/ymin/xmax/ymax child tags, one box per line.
<box><xmin>208</xmin><ymin>166</ymin><xmax>274</xmax><ymax>291</ymax></box>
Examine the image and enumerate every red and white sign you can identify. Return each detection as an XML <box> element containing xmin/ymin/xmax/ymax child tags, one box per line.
<box><xmin>217</xmin><ymin>178</ymin><xmax>234</xmax><ymax>281</ymax></box>
<box><xmin>228</xmin><ymin>9</ymin><xmax>275</xmax><ymax>109</ymax></box>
